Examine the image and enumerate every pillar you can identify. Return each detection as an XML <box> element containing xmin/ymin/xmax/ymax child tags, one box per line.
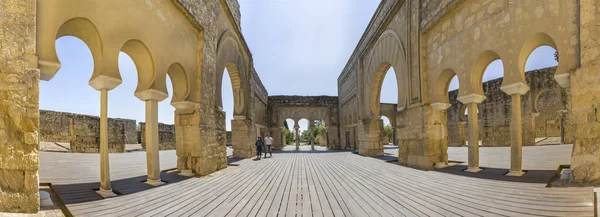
<box><xmin>294</xmin><ymin>124</ymin><xmax>300</xmax><ymax>150</ymax></box>
<box><xmin>358</xmin><ymin>116</ymin><xmax>384</xmax><ymax>156</ymax></box>
<box><xmin>431</xmin><ymin>103</ymin><xmax>451</xmax><ymax>169</ymax></box>
<box><xmin>135</xmin><ymin>90</ymin><xmax>168</xmax><ymax>185</ymax></box>
<box><xmin>231</xmin><ymin>116</ymin><xmax>254</xmax><ymax>158</ymax></box>
<box><xmin>97</xmin><ymin>89</ymin><xmax>117</xmax><ymax>196</ymax></box>
<box><xmin>144</xmin><ymin>100</ymin><xmax>164</xmax><ymax>185</ymax></box>
<box><xmin>308</xmin><ymin>120</ymin><xmax>315</xmax><ymax>150</ymax></box>
<box><xmin>458</xmin><ymin>94</ymin><xmax>486</xmax><ymax>173</ymax></box>
<box><xmin>501</xmin><ymin>83</ymin><xmax>529</xmax><ymax>176</ymax></box>
<box><xmin>507</xmin><ymin>94</ymin><xmax>525</xmax><ymax>176</ymax></box>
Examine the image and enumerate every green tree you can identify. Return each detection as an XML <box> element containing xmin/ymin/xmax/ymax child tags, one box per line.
<box><xmin>383</xmin><ymin>125</ymin><xmax>393</xmax><ymax>143</ymax></box>
<box><xmin>283</xmin><ymin>128</ymin><xmax>295</xmax><ymax>145</ymax></box>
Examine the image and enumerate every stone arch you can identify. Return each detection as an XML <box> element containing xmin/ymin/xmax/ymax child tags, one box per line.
<box><xmin>466</xmin><ymin>50</ymin><xmax>503</xmax><ymax>97</ymax></box>
<box><xmin>216</xmin><ymin>31</ymin><xmax>247</xmax><ymax>115</ymax></box>
<box><xmin>518</xmin><ymin>33</ymin><xmax>560</xmax><ymax>77</ymax></box>
<box><xmin>365</xmin><ymin>30</ymin><xmax>408</xmax><ymax>117</ymax></box>
<box><xmin>533</xmin><ymin>88</ymin><xmax>561</xmax><ymax>113</ymax></box>
<box><xmin>165</xmin><ymin>63</ymin><xmax>189</xmax><ymax>103</ymax></box>
<box><xmin>39</xmin><ymin>17</ymin><xmax>104</xmax><ymax>82</ymax></box>
<box><xmin>433</xmin><ymin>68</ymin><xmax>461</xmax><ymax>104</ymax></box>
<box><xmin>120</xmin><ymin>39</ymin><xmax>166</xmax><ymax>100</ymax></box>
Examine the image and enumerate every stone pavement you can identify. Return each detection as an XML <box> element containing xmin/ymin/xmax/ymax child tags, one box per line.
<box><xmin>38</xmin><ymin>145</ymin><xmax>593</xmax><ymax>216</ymax></box>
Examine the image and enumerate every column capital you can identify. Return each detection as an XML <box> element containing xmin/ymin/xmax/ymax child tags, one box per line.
<box><xmin>457</xmin><ymin>93</ymin><xmax>486</xmax><ymax>104</ymax></box>
<box><xmin>171</xmin><ymin>100</ymin><xmax>195</xmax><ymax>111</ymax></box>
<box><xmin>554</xmin><ymin>73</ymin><xmax>570</xmax><ymax>88</ymax></box>
<box><xmin>430</xmin><ymin>102</ymin><xmax>451</xmax><ymax>110</ymax></box>
<box><xmin>500</xmin><ymin>82</ymin><xmax>529</xmax><ymax>95</ymax></box>
<box><xmin>89</xmin><ymin>75</ymin><xmax>122</xmax><ymax>91</ymax></box>
<box><xmin>135</xmin><ymin>89</ymin><xmax>168</xmax><ymax>102</ymax></box>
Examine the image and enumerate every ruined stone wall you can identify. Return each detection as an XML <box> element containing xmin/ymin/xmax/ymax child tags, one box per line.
<box><xmin>39</xmin><ymin>110</ymin><xmax>138</xmax><ymax>145</ymax></box>
<box><xmin>174</xmin><ymin>0</ymin><xmax>248</xmax><ymax>174</ymax></box>
<box><xmin>569</xmin><ymin>0</ymin><xmax>600</xmax><ymax>184</ymax></box>
<box><xmin>226</xmin><ymin>131</ymin><xmax>232</xmax><ymax>145</ymax></box>
<box><xmin>446</xmin><ymin>68</ymin><xmax>571</xmax><ymax>147</ymax></box>
<box><xmin>268</xmin><ymin>96</ymin><xmax>340</xmax><ymax>149</ymax></box>
<box><xmin>0</xmin><ymin>0</ymin><xmax>40</xmax><ymax>212</ymax></box>
<box><xmin>140</xmin><ymin>122</ymin><xmax>176</xmax><ymax>150</ymax></box>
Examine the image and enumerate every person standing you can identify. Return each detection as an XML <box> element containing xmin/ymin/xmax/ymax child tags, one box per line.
<box><xmin>264</xmin><ymin>134</ymin><xmax>274</xmax><ymax>158</ymax></box>
<box><xmin>255</xmin><ymin>136</ymin><xmax>264</xmax><ymax>160</ymax></box>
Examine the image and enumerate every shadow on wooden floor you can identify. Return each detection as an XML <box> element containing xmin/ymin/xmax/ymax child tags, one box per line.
<box><xmin>433</xmin><ymin>164</ymin><xmax>556</xmax><ymax>184</ymax></box>
<box><xmin>52</xmin><ymin>171</ymin><xmax>192</xmax><ymax>205</ymax></box>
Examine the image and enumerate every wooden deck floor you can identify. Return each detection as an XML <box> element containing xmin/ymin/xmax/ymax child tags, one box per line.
<box><xmin>40</xmin><ymin>145</ymin><xmax>594</xmax><ymax>216</ymax></box>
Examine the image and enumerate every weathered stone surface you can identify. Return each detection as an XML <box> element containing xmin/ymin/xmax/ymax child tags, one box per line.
<box><xmin>0</xmin><ymin>0</ymin><xmax>40</xmax><ymax>213</ymax></box>
<box><xmin>39</xmin><ymin>110</ymin><xmax>137</xmax><ymax>153</ymax></box>
<box><xmin>447</xmin><ymin>68</ymin><xmax>571</xmax><ymax>147</ymax></box>
<box><xmin>140</xmin><ymin>122</ymin><xmax>176</xmax><ymax>150</ymax></box>
<box><xmin>267</xmin><ymin>96</ymin><xmax>340</xmax><ymax>149</ymax></box>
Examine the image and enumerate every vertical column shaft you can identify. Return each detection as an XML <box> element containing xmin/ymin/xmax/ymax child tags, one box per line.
<box><xmin>466</xmin><ymin>102</ymin><xmax>481</xmax><ymax>172</ymax></box>
<box><xmin>145</xmin><ymin>100</ymin><xmax>163</xmax><ymax>185</ymax></box>
<box><xmin>294</xmin><ymin>126</ymin><xmax>300</xmax><ymax>150</ymax></box>
<box><xmin>99</xmin><ymin>89</ymin><xmax>111</xmax><ymax>191</ymax></box>
<box><xmin>508</xmin><ymin>94</ymin><xmax>525</xmax><ymax>176</ymax></box>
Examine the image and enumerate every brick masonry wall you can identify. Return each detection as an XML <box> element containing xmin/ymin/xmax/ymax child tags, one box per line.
<box><xmin>446</xmin><ymin>67</ymin><xmax>571</xmax><ymax>147</ymax></box>
<box><xmin>140</xmin><ymin>122</ymin><xmax>176</xmax><ymax>150</ymax></box>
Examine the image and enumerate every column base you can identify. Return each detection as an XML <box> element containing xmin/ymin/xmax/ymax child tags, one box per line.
<box><xmin>506</xmin><ymin>170</ymin><xmax>525</xmax><ymax>177</ymax></box>
<box><xmin>96</xmin><ymin>188</ymin><xmax>117</xmax><ymax>198</ymax></box>
<box><xmin>465</xmin><ymin>167</ymin><xmax>482</xmax><ymax>173</ymax></box>
<box><xmin>40</xmin><ymin>191</ymin><xmax>54</xmax><ymax>207</ymax></box>
<box><xmin>434</xmin><ymin>162</ymin><xmax>448</xmax><ymax>169</ymax></box>
<box><xmin>144</xmin><ymin>179</ymin><xmax>165</xmax><ymax>186</ymax></box>
<box><xmin>178</xmin><ymin>169</ymin><xmax>195</xmax><ymax>177</ymax></box>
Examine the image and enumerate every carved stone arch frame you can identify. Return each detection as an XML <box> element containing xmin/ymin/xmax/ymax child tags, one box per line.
<box><xmin>216</xmin><ymin>30</ymin><xmax>249</xmax><ymax>117</ymax></box>
<box><xmin>364</xmin><ymin>29</ymin><xmax>409</xmax><ymax>118</ymax></box>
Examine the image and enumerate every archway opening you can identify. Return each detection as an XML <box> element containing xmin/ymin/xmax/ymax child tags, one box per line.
<box><xmin>298</xmin><ymin>118</ymin><xmax>309</xmax><ymax>146</ymax></box>
<box><xmin>381</xmin><ymin>116</ymin><xmax>393</xmax><ymax>145</ymax></box>
<box><xmin>524</xmin><ymin>45</ymin><xmax>566</xmax><ymax>145</ymax></box>
<box><xmin>284</xmin><ymin>119</ymin><xmax>296</xmax><ymax>147</ymax></box>
<box><xmin>380</xmin><ymin>67</ymin><xmax>398</xmax><ymax>104</ymax></box>
<box><xmin>478</xmin><ymin>59</ymin><xmax>504</xmax><ymax>147</ymax></box>
<box><xmin>313</xmin><ymin>120</ymin><xmax>327</xmax><ymax>147</ymax></box>
<box><xmin>222</xmin><ymin>68</ymin><xmax>235</xmax><ymax>154</ymax></box>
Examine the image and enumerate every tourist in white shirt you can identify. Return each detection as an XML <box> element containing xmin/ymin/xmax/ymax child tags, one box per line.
<box><xmin>264</xmin><ymin>134</ymin><xmax>274</xmax><ymax>158</ymax></box>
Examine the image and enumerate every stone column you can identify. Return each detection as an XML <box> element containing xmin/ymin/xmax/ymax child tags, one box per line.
<box><xmin>135</xmin><ymin>90</ymin><xmax>167</xmax><ymax>185</ymax></box>
<box><xmin>458</xmin><ymin>94</ymin><xmax>486</xmax><ymax>173</ymax></box>
<box><xmin>502</xmin><ymin>83</ymin><xmax>529</xmax><ymax>176</ymax></box>
<box><xmin>97</xmin><ymin>89</ymin><xmax>117</xmax><ymax>196</ymax></box>
<box><xmin>294</xmin><ymin>124</ymin><xmax>300</xmax><ymax>150</ymax></box>
<box><xmin>88</xmin><ymin>75</ymin><xmax>122</xmax><ymax>197</ymax></box>
<box><xmin>308</xmin><ymin>120</ymin><xmax>315</xmax><ymax>150</ymax></box>
<box><xmin>144</xmin><ymin>100</ymin><xmax>164</xmax><ymax>185</ymax></box>
<box><xmin>431</xmin><ymin>103</ymin><xmax>451</xmax><ymax>169</ymax></box>
<box><xmin>458</xmin><ymin>121</ymin><xmax>467</xmax><ymax>146</ymax></box>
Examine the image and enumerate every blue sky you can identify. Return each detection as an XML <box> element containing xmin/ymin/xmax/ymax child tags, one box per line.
<box><xmin>41</xmin><ymin>1</ymin><xmax>556</xmax><ymax>132</ymax></box>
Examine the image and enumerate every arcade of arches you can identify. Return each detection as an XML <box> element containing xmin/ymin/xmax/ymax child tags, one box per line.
<box><xmin>3</xmin><ymin>0</ymin><xmax>600</xmax><ymax>213</ymax></box>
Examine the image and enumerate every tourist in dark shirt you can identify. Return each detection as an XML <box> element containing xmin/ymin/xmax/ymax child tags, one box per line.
<box><xmin>255</xmin><ymin>136</ymin><xmax>264</xmax><ymax>160</ymax></box>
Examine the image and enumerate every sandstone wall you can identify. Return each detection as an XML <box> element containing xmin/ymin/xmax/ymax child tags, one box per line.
<box><xmin>569</xmin><ymin>0</ymin><xmax>600</xmax><ymax>184</ymax></box>
<box><xmin>267</xmin><ymin>95</ymin><xmax>340</xmax><ymax>149</ymax></box>
<box><xmin>39</xmin><ymin>110</ymin><xmax>138</xmax><ymax>145</ymax></box>
<box><xmin>446</xmin><ymin>68</ymin><xmax>571</xmax><ymax>147</ymax></box>
<box><xmin>0</xmin><ymin>0</ymin><xmax>40</xmax><ymax>212</ymax></box>
<box><xmin>140</xmin><ymin>122</ymin><xmax>176</xmax><ymax>150</ymax></box>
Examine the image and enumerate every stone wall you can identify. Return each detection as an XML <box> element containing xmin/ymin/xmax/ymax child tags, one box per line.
<box><xmin>446</xmin><ymin>68</ymin><xmax>571</xmax><ymax>147</ymax></box>
<box><xmin>267</xmin><ymin>95</ymin><xmax>340</xmax><ymax>149</ymax></box>
<box><xmin>569</xmin><ymin>0</ymin><xmax>600</xmax><ymax>184</ymax></box>
<box><xmin>226</xmin><ymin>131</ymin><xmax>232</xmax><ymax>145</ymax></box>
<box><xmin>0</xmin><ymin>0</ymin><xmax>40</xmax><ymax>212</ymax></box>
<box><xmin>39</xmin><ymin>110</ymin><xmax>138</xmax><ymax>145</ymax></box>
<box><xmin>140</xmin><ymin>122</ymin><xmax>176</xmax><ymax>150</ymax></box>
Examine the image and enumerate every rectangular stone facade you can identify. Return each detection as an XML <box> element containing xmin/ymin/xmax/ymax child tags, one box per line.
<box><xmin>140</xmin><ymin>122</ymin><xmax>176</xmax><ymax>150</ymax></box>
<box><xmin>446</xmin><ymin>68</ymin><xmax>572</xmax><ymax>147</ymax></box>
